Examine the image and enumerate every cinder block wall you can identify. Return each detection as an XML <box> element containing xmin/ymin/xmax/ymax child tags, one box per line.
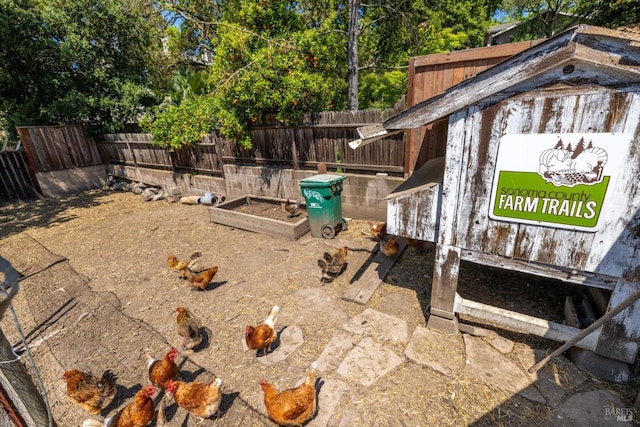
<box><xmin>223</xmin><ymin>165</ymin><xmax>401</xmax><ymax>221</ymax></box>
<box><xmin>108</xmin><ymin>164</ymin><xmax>403</xmax><ymax>221</ymax></box>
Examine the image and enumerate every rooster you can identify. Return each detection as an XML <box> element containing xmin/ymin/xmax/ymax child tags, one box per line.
<box><xmin>185</xmin><ymin>266</ymin><xmax>219</xmax><ymax>291</ymax></box>
<box><xmin>167</xmin><ymin>252</ymin><xmax>201</xmax><ymax>279</ymax></box>
<box><xmin>380</xmin><ymin>236</ymin><xmax>399</xmax><ymax>258</ymax></box>
<box><xmin>176</xmin><ymin>306</ymin><xmax>203</xmax><ymax>350</ymax></box>
<box><xmin>63</xmin><ymin>369</ymin><xmax>117</xmax><ymax>415</ymax></box>
<box><xmin>165</xmin><ymin>377</ymin><xmax>223</xmax><ymax>422</ymax></box>
<box><xmin>82</xmin><ymin>384</ymin><xmax>156</xmax><ymax>427</ymax></box>
<box><xmin>260</xmin><ymin>362</ymin><xmax>317</xmax><ymax>426</ymax></box>
<box><xmin>365</xmin><ymin>220</ymin><xmax>387</xmax><ymax>241</ymax></box>
<box><xmin>146</xmin><ymin>348</ymin><xmax>178</xmax><ymax>389</ymax></box>
<box><xmin>245</xmin><ymin>305</ymin><xmax>280</xmax><ymax>355</ymax></box>
<box><xmin>317</xmin><ymin>246</ymin><xmax>349</xmax><ymax>283</ymax></box>
<box><xmin>282</xmin><ymin>199</ymin><xmax>302</xmax><ymax>217</ymax></box>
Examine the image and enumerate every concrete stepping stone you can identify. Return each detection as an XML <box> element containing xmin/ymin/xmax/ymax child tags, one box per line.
<box><xmin>316</xmin><ymin>331</ymin><xmax>357</xmax><ymax>373</ymax></box>
<box><xmin>485</xmin><ymin>332</ymin><xmax>514</xmax><ymax>354</ymax></box>
<box><xmin>551</xmin><ymin>389</ymin><xmax>629</xmax><ymax>426</ymax></box>
<box><xmin>404</xmin><ymin>326</ymin><xmax>465</xmax><ymax>376</ymax></box>
<box><xmin>518</xmin><ymin>347</ymin><xmax>588</xmax><ymax>407</ymax></box>
<box><xmin>342</xmin><ymin>308</ymin><xmax>408</xmax><ymax>343</ymax></box>
<box><xmin>257</xmin><ymin>325</ymin><xmax>304</xmax><ymax>366</ymax></box>
<box><xmin>308</xmin><ymin>377</ymin><xmax>350</xmax><ymax>427</ymax></box>
<box><xmin>336</xmin><ymin>336</ymin><xmax>404</xmax><ymax>387</ymax></box>
<box><xmin>463</xmin><ymin>334</ymin><xmax>545</xmax><ymax>403</ymax></box>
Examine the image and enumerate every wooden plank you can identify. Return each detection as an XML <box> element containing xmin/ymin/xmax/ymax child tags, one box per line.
<box><xmin>430</xmin><ymin>244</ymin><xmax>461</xmax><ymax>317</ymax></box>
<box><xmin>342</xmin><ymin>240</ymin><xmax>407</xmax><ymax>304</ymax></box>
<box><xmin>595</xmin><ymin>279</ymin><xmax>640</xmax><ymax>363</ymax></box>
<box><xmin>412</xmin><ymin>40</ymin><xmax>541</xmax><ymax>67</ymax></box>
<box><xmin>460</xmin><ymin>249</ymin><xmax>618</xmax><ymax>290</ymax></box>
<box><xmin>209</xmin><ymin>196</ymin><xmax>309</xmax><ymax>240</ymax></box>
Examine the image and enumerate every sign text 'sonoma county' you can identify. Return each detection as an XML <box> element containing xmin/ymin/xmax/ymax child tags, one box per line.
<box><xmin>489</xmin><ymin>133</ymin><xmax>631</xmax><ymax>231</ymax></box>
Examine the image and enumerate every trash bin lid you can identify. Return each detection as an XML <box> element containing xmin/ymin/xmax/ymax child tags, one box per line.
<box><xmin>300</xmin><ymin>174</ymin><xmax>347</xmax><ymax>185</ymax></box>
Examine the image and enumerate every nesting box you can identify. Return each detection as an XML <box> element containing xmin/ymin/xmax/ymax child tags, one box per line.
<box><xmin>357</xmin><ymin>25</ymin><xmax>640</xmax><ymax>364</ymax></box>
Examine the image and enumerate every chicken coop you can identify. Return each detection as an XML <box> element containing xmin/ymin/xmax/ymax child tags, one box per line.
<box><xmin>353</xmin><ymin>25</ymin><xmax>640</xmax><ymax>365</ymax></box>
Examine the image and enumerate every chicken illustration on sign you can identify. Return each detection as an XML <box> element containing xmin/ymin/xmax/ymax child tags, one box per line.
<box><xmin>489</xmin><ymin>133</ymin><xmax>630</xmax><ymax>231</ymax></box>
<box><xmin>538</xmin><ymin>137</ymin><xmax>608</xmax><ymax>186</ymax></box>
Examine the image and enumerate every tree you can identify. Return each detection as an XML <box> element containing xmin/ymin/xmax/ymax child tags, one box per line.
<box><xmin>0</xmin><ymin>0</ymin><xmax>164</xmax><ymax>136</ymax></box>
<box><xmin>347</xmin><ymin>0</ymin><xmax>359</xmax><ymax>110</ymax></box>
<box><xmin>577</xmin><ymin>0</ymin><xmax>640</xmax><ymax>28</ymax></box>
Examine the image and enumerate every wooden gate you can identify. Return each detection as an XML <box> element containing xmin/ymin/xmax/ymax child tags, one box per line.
<box><xmin>0</xmin><ymin>151</ymin><xmax>40</xmax><ymax>205</ymax></box>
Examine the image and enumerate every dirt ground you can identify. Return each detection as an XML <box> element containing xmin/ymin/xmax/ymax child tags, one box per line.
<box><xmin>0</xmin><ymin>189</ymin><xmax>639</xmax><ymax>426</ymax></box>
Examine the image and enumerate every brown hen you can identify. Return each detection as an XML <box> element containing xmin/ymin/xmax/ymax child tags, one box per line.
<box><xmin>167</xmin><ymin>252</ymin><xmax>201</xmax><ymax>278</ymax></box>
<box><xmin>260</xmin><ymin>362</ymin><xmax>317</xmax><ymax>426</ymax></box>
<box><xmin>146</xmin><ymin>347</ymin><xmax>178</xmax><ymax>389</ymax></box>
<box><xmin>165</xmin><ymin>377</ymin><xmax>223</xmax><ymax>422</ymax></box>
<box><xmin>176</xmin><ymin>306</ymin><xmax>202</xmax><ymax>350</ymax></box>
<box><xmin>380</xmin><ymin>236</ymin><xmax>399</xmax><ymax>258</ymax></box>
<box><xmin>185</xmin><ymin>266</ymin><xmax>219</xmax><ymax>291</ymax></box>
<box><xmin>82</xmin><ymin>384</ymin><xmax>156</xmax><ymax>427</ymax></box>
<box><xmin>63</xmin><ymin>369</ymin><xmax>117</xmax><ymax>415</ymax></box>
<box><xmin>317</xmin><ymin>246</ymin><xmax>349</xmax><ymax>283</ymax></box>
<box><xmin>245</xmin><ymin>305</ymin><xmax>280</xmax><ymax>355</ymax></box>
<box><xmin>366</xmin><ymin>220</ymin><xmax>387</xmax><ymax>240</ymax></box>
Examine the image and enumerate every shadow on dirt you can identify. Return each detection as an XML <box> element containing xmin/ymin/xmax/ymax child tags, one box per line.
<box><xmin>0</xmin><ymin>190</ymin><xmax>114</xmax><ymax>240</ymax></box>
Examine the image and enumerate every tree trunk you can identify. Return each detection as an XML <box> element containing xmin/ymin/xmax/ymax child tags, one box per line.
<box><xmin>347</xmin><ymin>0</ymin><xmax>359</xmax><ymax>111</ymax></box>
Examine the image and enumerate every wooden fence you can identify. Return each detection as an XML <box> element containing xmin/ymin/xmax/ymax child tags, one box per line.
<box><xmin>100</xmin><ymin>107</ymin><xmax>406</xmax><ymax>177</ymax></box>
<box><xmin>0</xmin><ymin>151</ymin><xmax>40</xmax><ymax>205</ymax></box>
<box><xmin>405</xmin><ymin>40</ymin><xmax>542</xmax><ymax>174</ymax></box>
<box><xmin>16</xmin><ymin>125</ymin><xmax>104</xmax><ymax>173</ymax></box>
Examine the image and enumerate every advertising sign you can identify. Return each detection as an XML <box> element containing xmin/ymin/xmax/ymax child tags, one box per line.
<box><xmin>489</xmin><ymin>133</ymin><xmax>631</xmax><ymax>231</ymax></box>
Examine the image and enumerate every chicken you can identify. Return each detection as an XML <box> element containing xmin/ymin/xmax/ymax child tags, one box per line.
<box><xmin>146</xmin><ymin>347</ymin><xmax>178</xmax><ymax>389</ymax></box>
<box><xmin>245</xmin><ymin>305</ymin><xmax>280</xmax><ymax>355</ymax></box>
<box><xmin>282</xmin><ymin>199</ymin><xmax>302</xmax><ymax>217</ymax></box>
<box><xmin>260</xmin><ymin>362</ymin><xmax>317</xmax><ymax>426</ymax></box>
<box><xmin>167</xmin><ymin>252</ymin><xmax>201</xmax><ymax>278</ymax></box>
<box><xmin>405</xmin><ymin>237</ymin><xmax>425</xmax><ymax>251</ymax></box>
<box><xmin>63</xmin><ymin>369</ymin><xmax>118</xmax><ymax>415</ymax></box>
<box><xmin>317</xmin><ymin>246</ymin><xmax>349</xmax><ymax>283</ymax></box>
<box><xmin>185</xmin><ymin>266</ymin><xmax>219</xmax><ymax>291</ymax></box>
<box><xmin>82</xmin><ymin>384</ymin><xmax>156</xmax><ymax>427</ymax></box>
<box><xmin>165</xmin><ymin>377</ymin><xmax>223</xmax><ymax>421</ymax></box>
<box><xmin>176</xmin><ymin>306</ymin><xmax>203</xmax><ymax>350</ymax></box>
<box><xmin>365</xmin><ymin>220</ymin><xmax>387</xmax><ymax>241</ymax></box>
<box><xmin>380</xmin><ymin>236</ymin><xmax>399</xmax><ymax>258</ymax></box>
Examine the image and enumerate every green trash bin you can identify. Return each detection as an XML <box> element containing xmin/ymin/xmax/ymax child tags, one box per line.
<box><xmin>300</xmin><ymin>174</ymin><xmax>348</xmax><ymax>238</ymax></box>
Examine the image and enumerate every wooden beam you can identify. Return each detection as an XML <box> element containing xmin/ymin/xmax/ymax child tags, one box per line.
<box><xmin>411</xmin><ymin>40</ymin><xmax>541</xmax><ymax>68</ymax></box>
<box><xmin>342</xmin><ymin>241</ymin><xmax>407</xmax><ymax>304</ymax></box>
<box><xmin>459</xmin><ymin>248</ymin><xmax>618</xmax><ymax>290</ymax></box>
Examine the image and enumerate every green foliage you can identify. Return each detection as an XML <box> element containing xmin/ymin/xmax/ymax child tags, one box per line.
<box><xmin>359</xmin><ymin>71</ymin><xmax>407</xmax><ymax>110</ymax></box>
<box><xmin>139</xmin><ymin>96</ymin><xmax>216</xmax><ymax>151</ymax></box>
<box><xmin>203</xmin><ymin>0</ymin><xmax>348</xmax><ymax>147</ymax></box>
<box><xmin>578</xmin><ymin>0</ymin><xmax>640</xmax><ymax>28</ymax></box>
<box><xmin>0</xmin><ymin>0</ymin><xmax>163</xmax><ymax>137</ymax></box>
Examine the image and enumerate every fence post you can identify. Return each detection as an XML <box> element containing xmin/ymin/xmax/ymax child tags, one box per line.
<box><xmin>126</xmin><ymin>140</ymin><xmax>138</xmax><ymax>168</ymax></box>
<box><xmin>290</xmin><ymin>128</ymin><xmax>299</xmax><ymax>170</ymax></box>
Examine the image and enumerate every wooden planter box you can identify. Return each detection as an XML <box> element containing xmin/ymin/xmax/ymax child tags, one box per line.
<box><xmin>209</xmin><ymin>195</ymin><xmax>310</xmax><ymax>240</ymax></box>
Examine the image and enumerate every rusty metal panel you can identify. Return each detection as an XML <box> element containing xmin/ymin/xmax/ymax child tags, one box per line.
<box><xmin>452</xmin><ymin>88</ymin><xmax>640</xmax><ymax>278</ymax></box>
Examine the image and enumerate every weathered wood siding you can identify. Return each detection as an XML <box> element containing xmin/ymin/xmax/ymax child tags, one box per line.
<box><xmin>452</xmin><ymin>86</ymin><xmax>640</xmax><ymax>278</ymax></box>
